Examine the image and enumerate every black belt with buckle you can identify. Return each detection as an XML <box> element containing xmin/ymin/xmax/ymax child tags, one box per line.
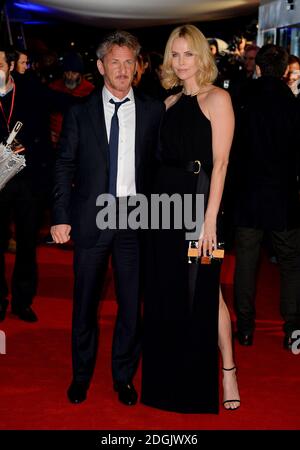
<box><xmin>162</xmin><ymin>159</ymin><xmax>201</xmax><ymax>174</ymax></box>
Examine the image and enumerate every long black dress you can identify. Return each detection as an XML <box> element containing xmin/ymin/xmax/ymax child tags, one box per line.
<box><xmin>141</xmin><ymin>93</ymin><xmax>220</xmax><ymax>414</ymax></box>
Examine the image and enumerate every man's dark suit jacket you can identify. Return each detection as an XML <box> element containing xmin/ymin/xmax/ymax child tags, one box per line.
<box><xmin>52</xmin><ymin>90</ymin><xmax>164</xmax><ymax>248</ymax></box>
<box><xmin>232</xmin><ymin>76</ymin><xmax>300</xmax><ymax>231</ymax></box>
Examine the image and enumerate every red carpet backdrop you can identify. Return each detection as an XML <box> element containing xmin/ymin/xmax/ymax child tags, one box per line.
<box><xmin>0</xmin><ymin>246</ymin><xmax>300</xmax><ymax>430</ymax></box>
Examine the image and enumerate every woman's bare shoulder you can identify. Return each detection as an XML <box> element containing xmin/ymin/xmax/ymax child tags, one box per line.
<box><xmin>206</xmin><ymin>85</ymin><xmax>231</xmax><ymax>103</ymax></box>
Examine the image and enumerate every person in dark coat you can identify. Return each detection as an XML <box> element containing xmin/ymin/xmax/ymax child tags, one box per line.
<box><xmin>50</xmin><ymin>31</ymin><xmax>164</xmax><ymax>405</ymax></box>
<box><xmin>232</xmin><ymin>44</ymin><xmax>300</xmax><ymax>350</ymax></box>
<box><xmin>0</xmin><ymin>47</ymin><xmax>51</xmax><ymax>323</ymax></box>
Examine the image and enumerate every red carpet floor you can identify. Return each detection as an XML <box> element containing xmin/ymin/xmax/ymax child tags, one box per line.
<box><xmin>0</xmin><ymin>245</ymin><xmax>300</xmax><ymax>430</ymax></box>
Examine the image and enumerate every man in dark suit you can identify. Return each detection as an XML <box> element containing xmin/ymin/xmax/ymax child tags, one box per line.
<box><xmin>232</xmin><ymin>44</ymin><xmax>300</xmax><ymax>350</ymax></box>
<box><xmin>51</xmin><ymin>31</ymin><xmax>164</xmax><ymax>405</ymax></box>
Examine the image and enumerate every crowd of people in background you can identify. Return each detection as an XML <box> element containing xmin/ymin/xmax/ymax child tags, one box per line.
<box><xmin>5</xmin><ymin>33</ymin><xmax>300</xmax><ymax>106</ymax></box>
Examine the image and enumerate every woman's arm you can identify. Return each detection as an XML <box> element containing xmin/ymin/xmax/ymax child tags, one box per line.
<box><xmin>164</xmin><ymin>92</ymin><xmax>181</xmax><ymax>110</ymax></box>
<box><xmin>199</xmin><ymin>88</ymin><xmax>235</xmax><ymax>257</ymax></box>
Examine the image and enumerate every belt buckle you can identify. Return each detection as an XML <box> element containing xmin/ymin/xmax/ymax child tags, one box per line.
<box><xmin>194</xmin><ymin>160</ymin><xmax>201</xmax><ymax>174</ymax></box>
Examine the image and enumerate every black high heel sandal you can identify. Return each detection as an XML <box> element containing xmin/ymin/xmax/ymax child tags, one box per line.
<box><xmin>222</xmin><ymin>366</ymin><xmax>241</xmax><ymax>410</ymax></box>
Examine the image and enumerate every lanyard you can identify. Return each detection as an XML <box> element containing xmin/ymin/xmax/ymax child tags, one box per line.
<box><xmin>0</xmin><ymin>82</ymin><xmax>16</xmax><ymax>133</ymax></box>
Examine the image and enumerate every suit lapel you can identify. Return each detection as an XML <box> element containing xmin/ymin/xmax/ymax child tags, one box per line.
<box><xmin>87</xmin><ymin>92</ymin><xmax>109</xmax><ymax>164</ymax></box>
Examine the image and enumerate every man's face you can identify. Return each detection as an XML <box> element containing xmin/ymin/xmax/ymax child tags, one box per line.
<box><xmin>244</xmin><ymin>50</ymin><xmax>257</xmax><ymax>75</ymax></box>
<box><xmin>63</xmin><ymin>71</ymin><xmax>82</xmax><ymax>90</ymax></box>
<box><xmin>97</xmin><ymin>45</ymin><xmax>137</xmax><ymax>98</ymax></box>
<box><xmin>287</xmin><ymin>62</ymin><xmax>300</xmax><ymax>87</ymax></box>
<box><xmin>16</xmin><ymin>53</ymin><xmax>28</xmax><ymax>74</ymax></box>
<box><xmin>0</xmin><ymin>51</ymin><xmax>13</xmax><ymax>87</ymax></box>
<box><xmin>210</xmin><ymin>44</ymin><xmax>217</xmax><ymax>56</ymax></box>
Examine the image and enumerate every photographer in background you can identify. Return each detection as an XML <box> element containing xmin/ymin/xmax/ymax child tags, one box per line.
<box><xmin>0</xmin><ymin>47</ymin><xmax>49</xmax><ymax>323</ymax></box>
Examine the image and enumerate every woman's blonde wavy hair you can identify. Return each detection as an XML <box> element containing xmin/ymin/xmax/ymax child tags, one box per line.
<box><xmin>162</xmin><ymin>24</ymin><xmax>218</xmax><ymax>90</ymax></box>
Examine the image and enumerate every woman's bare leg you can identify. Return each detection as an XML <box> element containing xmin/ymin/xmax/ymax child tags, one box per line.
<box><xmin>219</xmin><ymin>287</ymin><xmax>240</xmax><ymax>410</ymax></box>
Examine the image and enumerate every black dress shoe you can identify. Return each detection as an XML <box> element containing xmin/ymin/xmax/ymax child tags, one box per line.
<box><xmin>236</xmin><ymin>331</ymin><xmax>253</xmax><ymax>346</ymax></box>
<box><xmin>114</xmin><ymin>382</ymin><xmax>138</xmax><ymax>406</ymax></box>
<box><xmin>67</xmin><ymin>381</ymin><xmax>89</xmax><ymax>404</ymax></box>
<box><xmin>11</xmin><ymin>306</ymin><xmax>38</xmax><ymax>323</ymax></box>
<box><xmin>0</xmin><ymin>299</ymin><xmax>9</xmax><ymax>322</ymax></box>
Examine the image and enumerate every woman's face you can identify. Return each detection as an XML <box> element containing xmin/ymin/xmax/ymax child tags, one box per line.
<box><xmin>170</xmin><ymin>37</ymin><xmax>199</xmax><ymax>82</ymax></box>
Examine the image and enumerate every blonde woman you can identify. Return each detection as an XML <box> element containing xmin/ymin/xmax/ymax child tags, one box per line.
<box><xmin>141</xmin><ymin>25</ymin><xmax>240</xmax><ymax>413</ymax></box>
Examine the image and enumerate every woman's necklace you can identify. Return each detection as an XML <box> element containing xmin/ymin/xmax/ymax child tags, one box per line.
<box><xmin>182</xmin><ymin>86</ymin><xmax>211</xmax><ymax>96</ymax></box>
<box><xmin>182</xmin><ymin>87</ymin><xmax>200</xmax><ymax>96</ymax></box>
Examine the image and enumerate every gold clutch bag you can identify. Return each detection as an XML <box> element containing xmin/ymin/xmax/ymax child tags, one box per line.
<box><xmin>187</xmin><ymin>240</ymin><xmax>225</xmax><ymax>264</ymax></box>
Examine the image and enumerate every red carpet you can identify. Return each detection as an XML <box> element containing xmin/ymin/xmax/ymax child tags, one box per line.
<box><xmin>0</xmin><ymin>245</ymin><xmax>300</xmax><ymax>430</ymax></box>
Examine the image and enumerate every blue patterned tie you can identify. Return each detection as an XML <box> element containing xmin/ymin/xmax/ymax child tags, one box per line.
<box><xmin>108</xmin><ymin>97</ymin><xmax>130</xmax><ymax>196</ymax></box>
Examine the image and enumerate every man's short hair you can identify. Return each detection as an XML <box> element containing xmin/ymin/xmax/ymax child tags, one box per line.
<box><xmin>96</xmin><ymin>30</ymin><xmax>141</xmax><ymax>61</ymax></box>
<box><xmin>288</xmin><ymin>54</ymin><xmax>300</xmax><ymax>66</ymax></box>
<box><xmin>255</xmin><ymin>44</ymin><xmax>288</xmax><ymax>78</ymax></box>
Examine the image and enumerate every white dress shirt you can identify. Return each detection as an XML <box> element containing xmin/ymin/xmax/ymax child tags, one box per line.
<box><xmin>102</xmin><ymin>86</ymin><xmax>136</xmax><ymax>197</ymax></box>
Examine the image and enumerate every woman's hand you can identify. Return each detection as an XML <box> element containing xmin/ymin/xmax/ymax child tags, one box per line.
<box><xmin>198</xmin><ymin>217</ymin><xmax>217</xmax><ymax>257</ymax></box>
